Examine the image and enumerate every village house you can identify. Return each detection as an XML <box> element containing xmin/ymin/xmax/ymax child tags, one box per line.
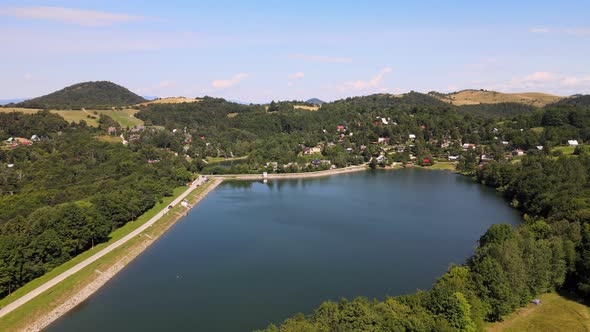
<box><xmin>30</xmin><ymin>135</ymin><xmax>40</xmax><ymax>142</ymax></box>
<box><xmin>408</xmin><ymin>134</ymin><xmax>416</xmax><ymax>140</ymax></box>
<box><xmin>107</xmin><ymin>126</ymin><xmax>117</xmax><ymax>135</ymax></box>
<box><xmin>377</xmin><ymin>137</ymin><xmax>391</xmax><ymax>144</ymax></box>
<box><xmin>448</xmin><ymin>155</ymin><xmax>460</xmax><ymax>161</ymax></box>
<box><xmin>376</xmin><ymin>155</ymin><xmax>387</xmax><ymax>163</ymax></box>
<box><xmin>501</xmin><ymin>141</ymin><xmax>510</xmax><ymax>145</ymax></box>
<box><xmin>440</xmin><ymin>140</ymin><xmax>451</xmax><ymax>148</ymax></box>
<box><xmin>568</xmin><ymin>140</ymin><xmax>579</xmax><ymax>146</ymax></box>
<box><xmin>337</xmin><ymin>125</ymin><xmax>346</xmax><ymax>132</ymax></box>
<box><xmin>303</xmin><ymin>145</ymin><xmax>322</xmax><ymax>155</ymax></box>
<box><xmin>265</xmin><ymin>161</ymin><xmax>278</xmax><ymax>171</ymax></box>
<box><xmin>512</xmin><ymin>149</ymin><xmax>525</xmax><ymax>156</ymax></box>
<box><xmin>130</xmin><ymin>125</ymin><xmax>145</xmax><ymax>133</ymax></box>
<box><xmin>462</xmin><ymin>143</ymin><xmax>476</xmax><ymax>150</ymax></box>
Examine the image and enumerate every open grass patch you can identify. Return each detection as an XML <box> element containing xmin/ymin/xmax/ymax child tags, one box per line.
<box><xmin>485</xmin><ymin>293</ymin><xmax>590</xmax><ymax>332</ymax></box>
<box><xmin>427</xmin><ymin>162</ymin><xmax>456</xmax><ymax>171</ymax></box>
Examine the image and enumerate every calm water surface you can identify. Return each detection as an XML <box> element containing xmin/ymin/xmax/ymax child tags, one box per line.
<box><xmin>47</xmin><ymin>169</ymin><xmax>520</xmax><ymax>332</ymax></box>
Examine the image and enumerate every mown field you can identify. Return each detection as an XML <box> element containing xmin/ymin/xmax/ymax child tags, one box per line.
<box><xmin>432</xmin><ymin>90</ymin><xmax>563</xmax><ymax>107</ymax></box>
<box><xmin>0</xmin><ymin>108</ymin><xmax>143</xmax><ymax>128</ymax></box>
<box><xmin>486</xmin><ymin>293</ymin><xmax>590</xmax><ymax>332</ymax></box>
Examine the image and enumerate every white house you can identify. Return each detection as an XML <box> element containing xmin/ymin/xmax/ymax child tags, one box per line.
<box><xmin>568</xmin><ymin>140</ymin><xmax>579</xmax><ymax>146</ymax></box>
<box><xmin>448</xmin><ymin>155</ymin><xmax>460</xmax><ymax>161</ymax></box>
<box><xmin>409</xmin><ymin>134</ymin><xmax>416</xmax><ymax>140</ymax></box>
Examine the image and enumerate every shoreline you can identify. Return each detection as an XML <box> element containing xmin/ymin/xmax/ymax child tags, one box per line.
<box><xmin>213</xmin><ymin>164</ymin><xmax>369</xmax><ymax>180</ymax></box>
<box><xmin>5</xmin><ymin>163</ymin><xmax>451</xmax><ymax>331</ymax></box>
<box><xmin>1</xmin><ymin>178</ymin><xmax>222</xmax><ymax>332</ymax></box>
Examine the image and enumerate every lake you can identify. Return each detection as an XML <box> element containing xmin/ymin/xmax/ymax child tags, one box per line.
<box><xmin>46</xmin><ymin>169</ymin><xmax>521</xmax><ymax>332</ymax></box>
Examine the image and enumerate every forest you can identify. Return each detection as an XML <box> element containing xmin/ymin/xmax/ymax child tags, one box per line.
<box><xmin>0</xmin><ymin>111</ymin><xmax>192</xmax><ymax>296</ymax></box>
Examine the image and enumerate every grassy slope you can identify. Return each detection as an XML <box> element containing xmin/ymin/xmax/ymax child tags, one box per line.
<box><xmin>0</xmin><ymin>183</ymin><xmax>209</xmax><ymax>331</ymax></box>
<box><xmin>486</xmin><ymin>293</ymin><xmax>590</xmax><ymax>332</ymax></box>
<box><xmin>137</xmin><ymin>97</ymin><xmax>201</xmax><ymax>107</ymax></box>
<box><xmin>432</xmin><ymin>90</ymin><xmax>563</xmax><ymax>107</ymax></box>
<box><xmin>0</xmin><ymin>108</ymin><xmax>143</xmax><ymax>128</ymax></box>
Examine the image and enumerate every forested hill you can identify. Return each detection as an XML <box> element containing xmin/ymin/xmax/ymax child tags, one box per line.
<box><xmin>15</xmin><ymin>81</ymin><xmax>146</xmax><ymax>110</ymax></box>
<box><xmin>327</xmin><ymin>92</ymin><xmax>451</xmax><ymax>110</ymax></box>
<box><xmin>305</xmin><ymin>98</ymin><xmax>325</xmax><ymax>105</ymax></box>
<box><xmin>548</xmin><ymin>94</ymin><xmax>590</xmax><ymax>107</ymax></box>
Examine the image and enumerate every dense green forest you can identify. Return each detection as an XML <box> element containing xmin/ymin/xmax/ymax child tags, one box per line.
<box><xmin>1</xmin><ymin>89</ymin><xmax>590</xmax><ymax>331</ymax></box>
<box><xmin>0</xmin><ymin>112</ymin><xmax>192</xmax><ymax>296</ymax></box>
<box><xmin>13</xmin><ymin>81</ymin><xmax>145</xmax><ymax>110</ymax></box>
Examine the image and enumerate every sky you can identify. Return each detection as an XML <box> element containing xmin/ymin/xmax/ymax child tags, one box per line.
<box><xmin>1</xmin><ymin>0</ymin><xmax>589</xmax><ymax>103</ymax></box>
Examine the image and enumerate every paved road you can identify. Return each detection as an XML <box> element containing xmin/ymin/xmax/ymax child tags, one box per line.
<box><xmin>0</xmin><ymin>176</ymin><xmax>208</xmax><ymax>319</ymax></box>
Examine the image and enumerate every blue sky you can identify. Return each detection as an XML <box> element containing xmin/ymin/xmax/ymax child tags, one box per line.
<box><xmin>1</xmin><ymin>0</ymin><xmax>589</xmax><ymax>102</ymax></box>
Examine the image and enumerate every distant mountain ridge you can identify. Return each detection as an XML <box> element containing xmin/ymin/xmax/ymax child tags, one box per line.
<box><xmin>0</xmin><ymin>98</ymin><xmax>28</xmax><ymax>106</ymax></box>
<box><xmin>306</xmin><ymin>98</ymin><xmax>325</xmax><ymax>105</ymax></box>
<box><xmin>16</xmin><ymin>81</ymin><xmax>146</xmax><ymax>110</ymax></box>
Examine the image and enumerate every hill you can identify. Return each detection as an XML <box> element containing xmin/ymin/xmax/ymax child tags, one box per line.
<box><xmin>15</xmin><ymin>81</ymin><xmax>146</xmax><ymax>110</ymax></box>
<box><xmin>430</xmin><ymin>89</ymin><xmax>563</xmax><ymax>107</ymax></box>
<box><xmin>137</xmin><ymin>97</ymin><xmax>201</xmax><ymax>107</ymax></box>
<box><xmin>306</xmin><ymin>98</ymin><xmax>325</xmax><ymax>105</ymax></box>
<box><xmin>324</xmin><ymin>92</ymin><xmax>450</xmax><ymax>111</ymax></box>
<box><xmin>548</xmin><ymin>94</ymin><xmax>590</xmax><ymax>107</ymax></box>
<box><xmin>457</xmin><ymin>102</ymin><xmax>537</xmax><ymax>118</ymax></box>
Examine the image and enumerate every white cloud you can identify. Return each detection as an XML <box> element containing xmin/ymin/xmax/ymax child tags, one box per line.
<box><xmin>563</xmin><ymin>28</ymin><xmax>590</xmax><ymax>36</ymax></box>
<box><xmin>0</xmin><ymin>29</ymin><xmax>203</xmax><ymax>54</ymax></box>
<box><xmin>529</xmin><ymin>27</ymin><xmax>551</xmax><ymax>33</ymax></box>
<box><xmin>338</xmin><ymin>67</ymin><xmax>392</xmax><ymax>91</ymax></box>
<box><xmin>528</xmin><ymin>26</ymin><xmax>590</xmax><ymax>36</ymax></box>
<box><xmin>211</xmin><ymin>73</ymin><xmax>249</xmax><ymax>89</ymax></box>
<box><xmin>0</xmin><ymin>6</ymin><xmax>145</xmax><ymax>26</ymax></box>
<box><xmin>158</xmin><ymin>80</ymin><xmax>176</xmax><ymax>88</ymax></box>
<box><xmin>484</xmin><ymin>71</ymin><xmax>590</xmax><ymax>94</ymax></box>
<box><xmin>523</xmin><ymin>71</ymin><xmax>554</xmax><ymax>82</ymax></box>
<box><xmin>289</xmin><ymin>53</ymin><xmax>352</xmax><ymax>63</ymax></box>
<box><xmin>288</xmin><ymin>72</ymin><xmax>305</xmax><ymax>80</ymax></box>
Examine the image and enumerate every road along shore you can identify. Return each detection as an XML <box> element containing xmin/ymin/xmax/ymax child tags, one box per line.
<box><xmin>214</xmin><ymin>164</ymin><xmax>369</xmax><ymax>180</ymax></box>
<box><xmin>0</xmin><ymin>178</ymin><xmax>222</xmax><ymax>332</ymax></box>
